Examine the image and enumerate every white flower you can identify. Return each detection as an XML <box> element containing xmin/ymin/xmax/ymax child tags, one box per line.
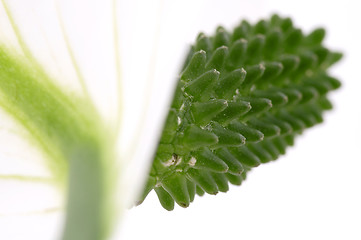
<box><xmin>0</xmin><ymin>0</ymin><xmax>203</xmax><ymax>239</ymax></box>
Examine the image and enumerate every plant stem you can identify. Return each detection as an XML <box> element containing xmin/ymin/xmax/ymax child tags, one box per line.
<box><xmin>62</xmin><ymin>141</ymin><xmax>115</xmax><ymax>240</ymax></box>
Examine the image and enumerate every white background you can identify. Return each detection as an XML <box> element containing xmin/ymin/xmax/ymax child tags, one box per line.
<box><xmin>0</xmin><ymin>0</ymin><xmax>360</xmax><ymax>240</ymax></box>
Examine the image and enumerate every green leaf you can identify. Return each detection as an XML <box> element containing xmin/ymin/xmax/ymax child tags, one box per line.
<box><xmin>190</xmin><ymin>99</ymin><xmax>228</xmax><ymax>126</ymax></box>
<box><xmin>227</xmin><ymin>121</ymin><xmax>264</xmax><ymax>142</ymax></box>
<box><xmin>214</xmin><ymin>100</ymin><xmax>251</xmax><ymax>124</ymax></box>
<box><xmin>155</xmin><ymin>187</ymin><xmax>175</xmax><ymax>211</ymax></box>
<box><xmin>181</xmin><ymin>125</ymin><xmax>218</xmax><ymax>150</ymax></box>
<box><xmin>192</xmin><ymin>148</ymin><xmax>229</xmax><ymax>173</ymax></box>
<box><xmin>181</xmin><ymin>50</ymin><xmax>207</xmax><ymax>81</ymax></box>
<box><xmin>210</xmin><ymin>122</ymin><xmax>246</xmax><ymax>148</ymax></box>
<box><xmin>215</xmin><ymin>148</ymin><xmax>244</xmax><ymax>175</ymax></box>
<box><xmin>144</xmin><ymin>14</ymin><xmax>342</xmax><ymax>210</ymax></box>
<box><xmin>184</xmin><ymin>69</ymin><xmax>220</xmax><ymax>101</ymax></box>
<box><xmin>215</xmin><ymin>68</ymin><xmax>246</xmax><ymax>99</ymax></box>
<box><xmin>186</xmin><ymin>169</ymin><xmax>219</xmax><ymax>195</ymax></box>
<box><xmin>206</xmin><ymin>46</ymin><xmax>228</xmax><ymax>71</ymax></box>
<box><xmin>162</xmin><ymin>174</ymin><xmax>190</xmax><ymax>208</ymax></box>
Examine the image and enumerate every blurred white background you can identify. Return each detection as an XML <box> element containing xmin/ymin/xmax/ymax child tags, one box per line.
<box><xmin>0</xmin><ymin>0</ymin><xmax>360</xmax><ymax>240</ymax></box>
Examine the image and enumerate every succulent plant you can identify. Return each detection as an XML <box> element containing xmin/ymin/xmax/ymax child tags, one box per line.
<box><xmin>137</xmin><ymin>14</ymin><xmax>342</xmax><ymax>210</ymax></box>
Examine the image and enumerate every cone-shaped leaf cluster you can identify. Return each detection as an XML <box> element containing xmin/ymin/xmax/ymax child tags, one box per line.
<box><xmin>138</xmin><ymin>14</ymin><xmax>341</xmax><ymax>210</ymax></box>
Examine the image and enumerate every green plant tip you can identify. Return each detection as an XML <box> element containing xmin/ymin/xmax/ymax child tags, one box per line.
<box><xmin>138</xmin><ymin>14</ymin><xmax>342</xmax><ymax>210</ymax></box>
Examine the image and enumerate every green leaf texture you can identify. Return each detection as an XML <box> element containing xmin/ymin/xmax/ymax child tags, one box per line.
<box><xmin>138</xmin><ymin>15</ymin><xmax>342</xmax><ymax>210</ymax></box>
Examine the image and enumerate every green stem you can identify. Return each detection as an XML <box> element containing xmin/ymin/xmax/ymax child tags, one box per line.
<box><xmin>62</xmin><ymin>142</ymin><xmax>115</xmax><ymax>240</ymax></box>
<box><xmin>0</xmin><ymin>46</ymin><xmax>117</xmax><ymax>240</ymax></box>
